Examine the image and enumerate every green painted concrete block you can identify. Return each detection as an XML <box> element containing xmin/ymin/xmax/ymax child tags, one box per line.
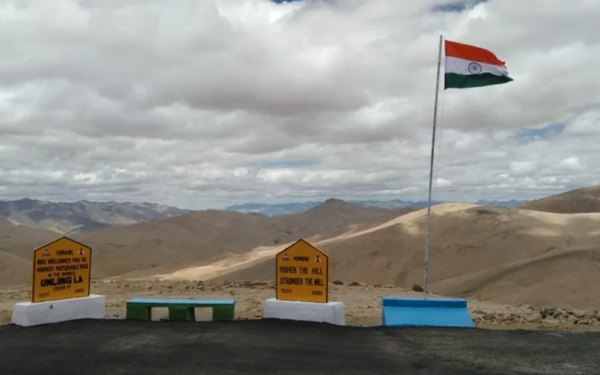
<box><xmin>125</xmin><ymin>304</ymin><xmax>151</xmax><ymax>321</ymax></box>
<box><xmin>212</xmin><ymin>305</ymin><xmax>235</xmax><ymax>322</ymax></box>
<box><xmin>169</xmin><ymin>305</ymin><xmax>192</xmax><ymax>321</ymax></box>
<box><xmin>125</xmin><ymin>298</ymin><xmax>236</xmax><ymax>322</ymax></box>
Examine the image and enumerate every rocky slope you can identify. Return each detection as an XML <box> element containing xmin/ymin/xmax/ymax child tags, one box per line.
<box><xmin>0</xmin><ymin>198</ymin><xmax>191</xmax><ymax>234</ymax></box>
<box><xmin>519</xmin><ymin>185</ymin><xmax>600</xmax><ymax>213</ymax></box>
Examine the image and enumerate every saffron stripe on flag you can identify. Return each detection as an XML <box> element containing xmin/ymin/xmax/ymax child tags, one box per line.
<box><xmin>445</xmin><ymin>40</ymin><xmax>506</xmax><ymax>67</ymax></box>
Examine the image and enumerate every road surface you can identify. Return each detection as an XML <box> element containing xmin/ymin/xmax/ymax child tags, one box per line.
<box><xmin>1</xmin><ymin>319</ymin><xmax>598</xmax><ymax>374</ymax></box>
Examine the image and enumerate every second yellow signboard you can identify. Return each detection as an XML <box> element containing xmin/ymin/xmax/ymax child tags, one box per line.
<box><xmin>275</xmin><ymin>239</ymin><xmax>329</xmax><ymax>303</ymax></box>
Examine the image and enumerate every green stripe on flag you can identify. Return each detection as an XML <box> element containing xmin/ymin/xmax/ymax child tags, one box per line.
<box><xmin>445</xmin><ymin>73</ymin><xmax>513</xmax><ymax>89</ymax></box>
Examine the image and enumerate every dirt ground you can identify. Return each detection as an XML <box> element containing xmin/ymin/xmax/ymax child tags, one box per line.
<box><xmin>2</xmin><ymin>279</ymin><xmax>599</xmax><ymax>332</ymax></box>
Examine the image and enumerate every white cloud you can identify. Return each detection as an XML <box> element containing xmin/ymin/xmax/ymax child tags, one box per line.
<box><xmin>435</xmin><ymin>178</ymin><xmax>452</xmax><ymax>188</ymax></box>
<box><xmin>509</xmin><ymin>161</ymin><xmax>537</xmax><ymax>177</ymax></box>
<box><xmin>557</xmin><ymin>157</ymin><xmax>585</xmax><ymax>171</ymax></box>
<box><xmin>0</xmin><ymin>0</ymin><xmax>599</xmax><ymax>209</ymax></box>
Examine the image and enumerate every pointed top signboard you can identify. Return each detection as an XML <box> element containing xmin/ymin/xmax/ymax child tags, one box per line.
<box><xmin>31</xmin><ymin>236</ymin><xmax>92</xmax><ymax>303</ymax></box>
<box><xmin>275</xmin><ymin>239</ymin><xmax>329</xmax><ymax>303</ymax></box>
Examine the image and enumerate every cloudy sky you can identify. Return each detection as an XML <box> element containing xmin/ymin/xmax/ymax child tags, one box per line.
<box><xmin>0</xmin><ymin>0</ymin><xmax>599</xmax><ymax>209</ymax></box>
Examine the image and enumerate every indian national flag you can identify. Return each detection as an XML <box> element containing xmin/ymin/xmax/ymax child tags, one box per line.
<box><xmin>445</xmin><ymin>40</ymin><xmax>513</xmax><ymax>89</ymax></box>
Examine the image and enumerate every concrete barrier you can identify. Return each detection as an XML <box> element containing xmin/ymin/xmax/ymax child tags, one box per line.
<box><xmin>382</xmin><ymin>296</ymin><xmax>475</xmax><ymax>328</ymax></box>
<box><xmin>12</xmin><ymin>294</ymin><xmax>106</xmax><ymax>327</ymax></box>
<box><xmin>263</xmin><ymin>298</ymin><xmax>345</xmax><ymax>325</ymax></box>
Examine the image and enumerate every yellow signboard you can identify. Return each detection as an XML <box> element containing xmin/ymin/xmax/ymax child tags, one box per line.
<box><xmin>276</xmin><ymin>239</ymin><xmax>329</xmax><ymax>303</ymax></box>
<box><xmin>31</xmin><ymin>236</ymin><xmax>92</xmax><ymax>303</ymax></box>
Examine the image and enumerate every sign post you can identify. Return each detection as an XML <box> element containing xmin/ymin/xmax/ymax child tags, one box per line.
<box><xmin>264</xmin><ymin>239</ymin><xmax>345</xmax><ymax>325</ymax></box>
<box><xmin>31</xmin><ymin>236</ymin><xmax>92</xmax><ymax>303</ymax></box>
<box><xmin>275</xmin><ymin>239</ymin><xmax>329</xmax><ymax>303</ymax></box>
<box><xmin>11</xmin><ymin>236</ymin><xmax>105</xmax><ymax>327</ymax></box>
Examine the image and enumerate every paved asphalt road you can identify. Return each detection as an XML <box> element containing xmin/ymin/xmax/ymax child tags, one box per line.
<box><xmin>1</xmin><ymin>319</ymin><xmax>599</xmax><ymax>375</ymax></box>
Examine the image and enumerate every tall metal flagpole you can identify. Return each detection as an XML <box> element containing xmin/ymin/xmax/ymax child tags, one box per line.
<box><xmin>424</xmin><ymin>34</ymin><xmax>444</xmax><ymax>294</ymax></box>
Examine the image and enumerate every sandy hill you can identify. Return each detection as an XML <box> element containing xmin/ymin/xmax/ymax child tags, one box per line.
<box><xmin>199</xmin><ymin>204</ymin><xmax>600</xmax><ymax>310</ymax></box>
<box><xmin>72</xmin><ymin>209</ymin><xmax>290</xmax><ymax>280</ymax></box>
<box><xmin>18</xmin><ymin>199</ymin><xmax>410</xmax><ymax>284</ymax></box>
<box><xmin>0</xmin><ymin>221</ymin><xmax>59</xmax><ymax>285</ymax></box>
<box><xmin>270</xmin><ymin>198</ymin><xmax>415</xmax><ymax>241</ymax></box>
<box><xmin>519</xmin><ymin>185</ymin><xmax>600</xmax><ymax>213</ymax></box>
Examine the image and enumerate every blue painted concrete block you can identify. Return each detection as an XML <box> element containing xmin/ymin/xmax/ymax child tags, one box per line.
<box><xmin>382</xmin><ymin>297</ymin><xmax>475</xmax><ymax>328</ymax></box>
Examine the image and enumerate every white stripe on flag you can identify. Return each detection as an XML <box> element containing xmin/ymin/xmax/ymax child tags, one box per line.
<box><xmin>445</xmin><ymin>56</ymin><xmax>509</xmax><ymax>77</ymax></box>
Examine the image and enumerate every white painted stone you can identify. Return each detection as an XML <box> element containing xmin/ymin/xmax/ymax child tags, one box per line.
<box><xmin>11</xmin><ymin>294</ymin><xmax>106</xmax><ymax>327</ymax></box>
<box><xmin>263</xmin><ymin>298</ymin><xmax>345</xmax><ymax>326</ymax></box>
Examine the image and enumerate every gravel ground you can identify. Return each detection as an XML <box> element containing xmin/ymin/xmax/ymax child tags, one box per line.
<box><xmin>2</xmin><ymin>280</ymin><xmax>599</xmax><ymax>331</ymax></box>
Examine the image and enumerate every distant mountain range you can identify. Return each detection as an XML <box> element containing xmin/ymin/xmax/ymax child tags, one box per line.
<box><xmin>0</xmin><ymin>198</ymin><xmax>192</xmax><ymax>234</ymax></box>
<box><xmin>225</xmin><ymin>199</ymin><xmax>530</xmax><ymax>216</ymax></box>
<box><xmin>0</xmin><ymin>197</ymin><xmax>419</xmax><ymax>285</ymax></box>
<box><xmin>0</xmin><ymin>197</ymin><xmax>530</xmax><ymax>235</ymax></box>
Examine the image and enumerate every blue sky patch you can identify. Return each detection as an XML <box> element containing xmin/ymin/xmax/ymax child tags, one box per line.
<box><xmin>517</xmin><ymin>123</ymin><xmax>565</xmax><ymax>140</ymax></box>
<box><xmin>433</xmin><ymin>0</ymin><xmax>488</xmax><ymax>12</ymax></box>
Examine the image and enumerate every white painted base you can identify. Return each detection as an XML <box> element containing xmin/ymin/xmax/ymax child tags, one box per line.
<box><xmin>263</xmin><ymin>298</ymin><xmax>345</xmax><ymax>326</ymax></box>
<box><xmin>11</xmin><ymin>294</ymin><xmax>106</xmax><ymax>327</ymax></box>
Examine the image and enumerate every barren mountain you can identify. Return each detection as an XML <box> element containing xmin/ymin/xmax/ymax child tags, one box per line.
<box><xmin>0</xmin><ymin>199</ymin><xmax>411</xmax><ymax>286</ymax></box>
<box><xmin>9</xmin><ymin>188</ymin><xmax>600</xmax><ymax>311</ymax></box>
<box><xmin>203</xmin><ymin>204</ymin><xmax>600</xmax><ymax>310</ymax></box>
<box><xmin>227</xmin><ymin>199</ymin><xmax>528</xmax><ymax>216</ymax></box>
<box><xmin>270</xmin><ymin>198</ymin><xmax>416</xmax><ymax>242</ymax></box>
<box><xmin>0</xmin><ymin>198</ymin><xmax>191</xmax><ymax>234</ymax></box>
<box><xmin>30</xmin><ymin>199</ymin><xmax>410</xmax><ymax>283</ymax></box>
<box><xmin>0</xmin><ymin>221</ymin><xmax>59</xmax><ymax>285</ymax></box>
<box><xmin>519</xmin><ymin>185</ymin><xmax>600</xmax><ymax>213</ymax></box>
